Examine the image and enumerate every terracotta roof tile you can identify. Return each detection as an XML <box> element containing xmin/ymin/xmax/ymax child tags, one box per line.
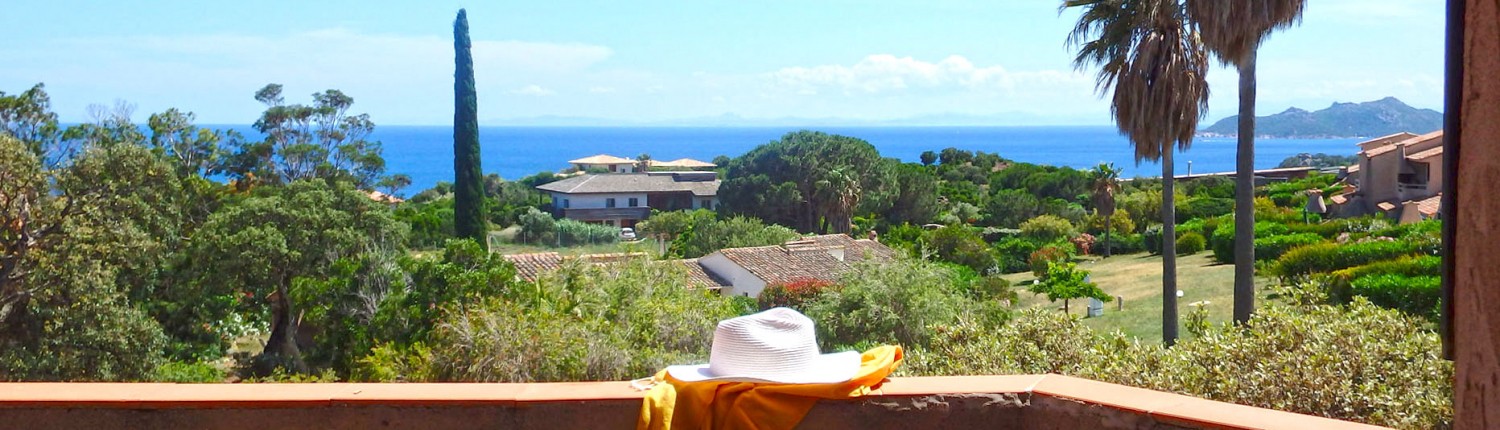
<box><xmin>1329</xmin><ymin>193</ymin><xmax>1350</xmax><ymax>205</ymax></box>
<box><xmin>1377</xmin><ymin>201</ymin><xmax>1398</xmax><ymax>212</ymax></box>
<box><xmin>502</xmin><ymin>252</ymin><xmax>563</xmax><ymax>281</ymax></box>
<box><xmin>675</xmin><ymin>258</ymin><xmax>730</xmax><ymax>289</ymax></box>
<box><xmin>1365</xmin><ymin>130</ymin><xmax>1443</xmax><ymax>157</ymax></box>
<box><xmin>1355</xmin><ymin>132</ymin><xmax>1420</xmax><ymax>152</ymax></box>
<box><xmin>1407</xmin><ymin>145</ymin><xmax>1443</xmax><ymax>161</ymax></box>
<box><xmin>1346</xmin><ymin>163</ymin><xmax>1360</xmax><ymax>173</ymax></box>
<box><xmin>1415</xmin><ymin>193</ymin><xmax>1442</xmax><ymax>217</ymax></box>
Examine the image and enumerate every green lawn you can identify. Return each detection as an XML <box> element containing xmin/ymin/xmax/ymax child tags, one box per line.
<box><xmin>1001</xmin><ymin>251</ymin><xmax>1272</xmax><ymax>343</ymax></box>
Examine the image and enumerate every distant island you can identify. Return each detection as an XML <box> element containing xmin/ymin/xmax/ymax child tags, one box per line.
<box><xmin>1201</xmin><ymin>97</ymin><xmax>1442</xmax><ymax>139</ymax></box>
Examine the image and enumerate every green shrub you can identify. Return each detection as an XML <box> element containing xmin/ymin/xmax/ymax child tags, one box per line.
<box><xmin>757</xmin><ymin>279</ymin><xmax>837</xmax><ymax>311</ymax></box>
<box><xmin>1254</xmin><ymin>233</ymin><xmax>1326</xmax><ymax>262</ymax></box>
<box><xmin>1368</xmin><ymin>219</ymin><xmax>1441</xmax><ymax>240</ymax></box>
<box><xmin>1101</xmin><ymin>233</ymin><xmax>1145</xmax><ymax>255</ymax></box>
<box><xmin>1209</xmin><ymin>221</ymin><xmax>1294</xmax><ymax>264</ymax></box>
<box><xmin>554</xmin><ymin>218</ymin><xmax>620</xmax><ymax>246</ymax></box>
<box><xmin>1320</xmin><ymin>255</ymin><xmax>1443</xmax><ymax>303</ymax></box>
<box><xmin>153</xmin><ymin>361</ymin><xmax>226</xmax><ymax>383</ymax></box>
<box><xmin>909</xmin><ymin>300</ymin><xmax>1452</xmax><ymax>429</ymax></box>
<box><xmin>1177</xmin><ymin>196</ymin><xmax>1234</xmax><ymax>223</ymax></box>
<box><xmin>994</xmin><ymin>237</ymin><xmax>1041</xmax><ymax>274</ymax></box>
<box><xmin>805</xmin><ymin>259</ymin><xmax>969</xmax><ymax>350</ymax></box>
<box><xmin>1272</xmin><ymin>240</ymin><xmax>1427</xmax><ymax>279</ymax></box>
<box><xmin>1028</xmin><ymin>244</ymin><xmax>1073</xmax><ymax>277</ymax></box>
<box><xmin>927</xmin><ymin>225</ymin><xmax>999</xmax><ymax>274</ymax></box>
<box><xmin>418</xmin><ymin>259</ymin><xmax>739</xmax><ymax>382</ymax></box>
<box><xmin>1142</xmin><ymin>224</ymin><xmax>1164</xmax><ymax>255</ymax></box>
<box><xmin>1176</xmin><ymin>232</ymin><xmax>1206</xmax><ymax>255</ymax></box>
<box><xmin>1019</xmin><ymin>215</ymin><xmax>1076</xmax><ymax>243</ymax></box>
<box><xmin>1351</xmin><ymin>274</ymin><xmax>1441</xmax><ymax>319</ymax></box>
<box><xmin>1199</xmin><ymin>216</ymin><xmax>1227</xmax><ymax>243</ymax></box>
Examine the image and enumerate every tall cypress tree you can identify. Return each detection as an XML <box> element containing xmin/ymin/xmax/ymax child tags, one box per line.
<box><xmin>453</xmin><ymin>9</ymin><xmax>487</xmax><ymax>248</ymax></box>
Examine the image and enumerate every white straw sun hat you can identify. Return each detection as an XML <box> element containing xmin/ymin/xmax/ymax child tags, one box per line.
<box><xmin>665</xmin><ymin>307</ymin><xmax>860</xmax><ymax>384</ymax></box>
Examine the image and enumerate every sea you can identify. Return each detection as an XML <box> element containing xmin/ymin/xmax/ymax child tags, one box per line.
<box><xmin>214</xmin><ymin>125</ymin><xmax>1363</xmax><ymax>192</ymax></box>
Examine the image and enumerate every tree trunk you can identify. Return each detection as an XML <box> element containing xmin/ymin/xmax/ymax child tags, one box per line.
<box><xmin>260</xmin><ymin>282</ymin><xmax>307</xmax><ymax>374</ymax></box>
<box><xmin>1103</xmin><ymin>213</ymin><xmax>1113</xmax><ymax>257</ymax></box>
<box><xmin>1233</xmin><ymin>51</ymin><xmax>1258</xmax><ymax>325</ymax></box>
<box><xmin>1064</xmin><ymin>299</ymin><xmax>1070</xmax><ymax>314</ymax></box>
<box><xmin>1162</xmin><ymin>147</ymin><xmax>1179</xmax><ymax>346</ymax></box>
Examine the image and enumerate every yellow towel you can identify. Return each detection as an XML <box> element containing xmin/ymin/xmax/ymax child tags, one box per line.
<box><xmin>637</xmin><ymin>345</ymin><xmax>903</xmax><ymax>430</ymax></box>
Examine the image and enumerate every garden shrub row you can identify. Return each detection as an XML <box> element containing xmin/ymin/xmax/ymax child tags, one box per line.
<box><xmin>1209</xmin><ymin>221</ymin><xmax>1293</xmax><ymax>263</ymax></box>
<box><xmin>1253</xmin><ymin>233</ymin><xmax>1326</xmax><ymax>262</ymax></box>
<box><xmin>1271</xmin><ymin>240</ymin><xmax>1427</xmax><ymax>278</ymax></box>
<box><xmin>1319</xmin><ymin>255</ymin><xmax>1443</xmax><ymax>303</ymax></box>
<box><xmin>1350</xmin><ymin>274</ymin><xmax>1441</xmax><ymax>319</ymax></box>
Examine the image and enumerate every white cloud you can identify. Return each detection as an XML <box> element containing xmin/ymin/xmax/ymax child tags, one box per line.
<box><xmin>510</xmin><ymin>85</ymin><xmax>555</xmax><ymax>96</ymax></box>
<box><xmin>588</xmin><ymin>86</ymin><xmax>616</xmax><ymax>93</ymax></box>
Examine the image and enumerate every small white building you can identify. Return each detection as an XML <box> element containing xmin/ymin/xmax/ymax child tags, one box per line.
<box><xmin>536</xmin><ymin>171</ymin><xmax>720</xmax><ymax>228</ymax></box>
<box><xmin>569</xmin><ymin>154</ymin><xmax>642</xmax><ymax>173</ymax></box>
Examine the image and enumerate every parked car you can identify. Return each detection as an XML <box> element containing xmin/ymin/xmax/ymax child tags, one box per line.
<box><xmin>620</xmin><ymin>227</ymin><xmax>637</xmax><ymax>240</ymax></box>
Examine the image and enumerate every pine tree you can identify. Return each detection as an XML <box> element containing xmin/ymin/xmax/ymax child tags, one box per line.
<box><xmin>453</xmin><ymin>9</ymin><xmax>487</xmax><ymax>248</ymax></box>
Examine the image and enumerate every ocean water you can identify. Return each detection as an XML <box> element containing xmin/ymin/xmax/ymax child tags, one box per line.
<box><xmin>218</xmin><ymin>125</ymin><xmax>1363</xmax><ymax>192</ymax></box>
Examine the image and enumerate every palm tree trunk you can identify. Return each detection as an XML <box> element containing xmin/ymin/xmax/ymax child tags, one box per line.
<box><xmin>1233</xmin><ymin>50</ymin><xmax>1258</xmax><ymax>325</ymax></box>
<box><xmin>1162</xmin><ymin>148</ymin><xmax>1179</xmax><ymax>346</ymax></box>
<box><xmin>1103</xmin><ymin>215</ymin><xmax>1113</xmax><ymax>257</ymax></box>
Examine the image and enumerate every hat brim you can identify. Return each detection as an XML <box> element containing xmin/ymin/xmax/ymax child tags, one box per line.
<box><xmin>664</xmin><ymin>351</ymin><xmax>861</xmax><ymax>384</ymax></box>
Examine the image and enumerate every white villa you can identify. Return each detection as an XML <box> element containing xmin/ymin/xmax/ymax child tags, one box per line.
<box><xmin>535</xmin><ymin>171</ymin><xmax>720</xmax><ymax>228</ymax></box>
<box><xmin>569</xmin><ymin>154</ymin><xmax>642</xmax><ymax>173</ymax></box>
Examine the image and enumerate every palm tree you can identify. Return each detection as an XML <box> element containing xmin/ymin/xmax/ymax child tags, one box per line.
<box><xmin>1186</xmin><ymin>0</ymin><xmax>1304</xmax><ymax>325</ymax></box>
<box><xmin>1065</xmin><ymin>0</ymin><xmax>1210</xmax><ymax>346</ymax></box>
<box><xmin>815</xmin><ymin>168</ymin><xmax>860</xmax><ymax>234</ymax></box>
<box><xmin>1090</xmin><ymin>163</ymin><xmax>1123</xmax><ymax>257</ymax></box>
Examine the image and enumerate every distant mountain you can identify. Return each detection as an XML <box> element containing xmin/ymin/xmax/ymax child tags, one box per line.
<box><xmin>1201</xmin><ymin>97</ymin><xmax>1442</xmax><ymax>138</ymax></box>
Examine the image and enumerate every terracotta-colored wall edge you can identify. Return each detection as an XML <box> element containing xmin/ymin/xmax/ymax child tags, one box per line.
<box><xmin>1030</xmin><ymin>374</ymin><xmax>1390</xmax><ymax>430</ymax></box>
<box><xmin>0</xmin><ymin>375</ymin><xmax>1390</xmax><ymax>429</ymax></box>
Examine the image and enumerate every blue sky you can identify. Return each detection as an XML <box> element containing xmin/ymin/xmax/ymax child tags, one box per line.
<box><xmin>1</xmin><ymin>0</ymin><xmax>1445</xmax><ymax>126</ymax></box>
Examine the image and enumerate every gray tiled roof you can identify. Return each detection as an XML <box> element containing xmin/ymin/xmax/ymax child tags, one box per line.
<box><xmin>716</xmin><ymin>234</ymin><xmax>897</xmax><ymax>287</ymax></box>
<box><xmin>537</xmin><ymin>173</ymin><xmax>720</xmax><ymax>196</ymax></box>
<box><xmin>676</xmin><ymin>259</ymin><xmax>731</xmax><ymax>289</ymax></box>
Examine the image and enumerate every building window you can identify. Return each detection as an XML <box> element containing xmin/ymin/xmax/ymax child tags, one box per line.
<box><xmin>702</xmin><ymin>199</ymin><xmax>713</xmax><ymax>210</ymax></box>
<box><xmin>628</xmin><ymin>197</ymin><xmax>639</xmax><ymax>207</ymax></box>
<box><xmin>607</xmin><ymin>198</ymin><xmax>617</xmax><ymax>208</ymax></box>
<box><xmin>563</xmin><ymin>199</ymin><xmax>570</xmax><ymax>208</ymax></box>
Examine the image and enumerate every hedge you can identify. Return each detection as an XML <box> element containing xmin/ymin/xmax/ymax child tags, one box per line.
<box><xmin>1320</xmin><ymin>255</ymin><xmax>1443</xmax><ymax>303</ymax></box>
<box><xmin>1271</xmin><ymin>240</ymin><xmax>1427</xmax><ymax>279</ymax></box>
<box><xmin>1210</xmin><ymin>221</ymin><xmax>1293</xmax><ymax>264</ymax></box>
<box><xmin>1350</xmin><ymin>274</ymin><xmax>1441</xmax><ymax>319</ymax></box>
<box><xmin>1254</xmin><ymin>233</ymin><xmax>1327</xmax><ymax>262</ymax></box>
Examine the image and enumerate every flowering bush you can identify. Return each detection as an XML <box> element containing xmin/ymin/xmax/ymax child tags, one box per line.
<box><xmin>757</xmin><ymin>279</ymin><xmax>837</xmax><ymax>311</ymax></box>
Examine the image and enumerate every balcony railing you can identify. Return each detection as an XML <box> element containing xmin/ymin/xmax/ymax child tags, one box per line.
<box><xmin>0</xmin><ymin>374</ymin><xmax>1387</xmax><ymax>430</ymax></box>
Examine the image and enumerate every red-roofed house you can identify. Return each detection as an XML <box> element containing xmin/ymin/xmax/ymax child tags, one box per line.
<box><xmin>1329</xmin><ymin>130</ymin><xmax>1446</xmax><ymax>221</ymax></box>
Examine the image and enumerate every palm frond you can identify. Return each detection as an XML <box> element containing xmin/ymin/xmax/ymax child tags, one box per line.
<box><xmin>1186</xmin><ymin>0</ymin><xmax>1305</xmax><ymax>66</ymax></box>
